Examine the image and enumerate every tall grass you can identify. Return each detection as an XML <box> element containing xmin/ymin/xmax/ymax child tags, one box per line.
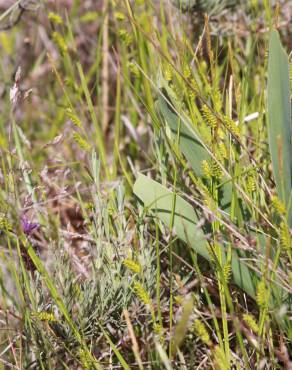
<box><xmin>0</xmin><ymin>0</ymin><xmax>291</xmax><ymax>368</ymax></box>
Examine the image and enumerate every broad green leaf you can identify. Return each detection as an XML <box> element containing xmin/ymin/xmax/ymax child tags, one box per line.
<box><xmin>134</xmin><ymin>173</ymin><xmax>208</xmax><ymax>259</ymax></box>
<box><xmin>267</xmin><ymin>29</ymin><xmax>292</xmax><ymax>222</ymax></box>
<box><xmin>133</xmin><ymin>173</ymin><xmax>255</xmax><ymax>298</ymax></box>
<box><xmin>158</xmin><ymin>94</ymin><xmax>210</xmax><ymax>178</ymax></box>
<box><xmin>158</xmin><ymin>93</ymin><xmax>232</xmax><ymax>210</ymax></box>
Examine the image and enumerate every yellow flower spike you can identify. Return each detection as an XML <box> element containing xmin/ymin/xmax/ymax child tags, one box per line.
<box><xmin>48</xmin><ymin>12</ymin><xmax>63</xmax><ymax>25</ymax></box>
<box><xmin>123</xmin><ymin>259</ymin><xmax>142</xmax><ymax>274</ymax></box>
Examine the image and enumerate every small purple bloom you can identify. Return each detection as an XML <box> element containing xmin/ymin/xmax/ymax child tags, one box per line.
<box><xmin>21</xmin><ymin>216</ymin><xmax>39</xmax><ymax>236</ymax></box>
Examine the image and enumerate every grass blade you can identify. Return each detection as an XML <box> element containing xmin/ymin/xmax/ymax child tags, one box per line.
<box><xmin>267</xmin><ymin>29</ymin><xmax>292</xmax><ymax>222</ymax></box>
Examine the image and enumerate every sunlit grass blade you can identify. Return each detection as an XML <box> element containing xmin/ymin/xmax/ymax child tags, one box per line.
<box><xmin>267</xmin><ymin>29</ymin><xmax>292</xmax><ymax>223</ymax></box>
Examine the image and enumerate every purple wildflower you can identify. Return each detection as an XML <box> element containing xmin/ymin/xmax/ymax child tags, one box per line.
<box><xmin>21</xmin><ymin>216</ymin><xmax>39</xmax><ymax>236</ymax></box>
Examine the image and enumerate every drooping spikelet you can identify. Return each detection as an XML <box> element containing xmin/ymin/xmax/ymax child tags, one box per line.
<box><xmin>127</xmin><ymin>61</ymin><xmax>140</xmax><ymax>77</ymax></box>
<box><xmin>201</xmin><ymin>104</ymin><xmax>218</xmax><ymax>130</ymax></box>
<box><xmin>187</xmin><ymin>77</ymin><xmax>199</xmax><ymax>100</ymax></box>
<box><xmin>247</xmin><ymin>175</ymin><xmax>256</xmax><ymax>193</ymax></box>
<box><xmin>66</xmin><ymin>108</ymin><xmax>82</xmax><ymax>128</ymax></box>
<box><xmin>211</xmin><ymin>160</ymin><xmax>222</xmax><ymax>180</ymax></box>
<box><xmin>193</xmin><ymin>319</ymin><xmax>211</xmax><ymax>346</ymax></box>
<box><xmin>118</xmin><ymin>29</ymin><xmax>133</xmax><ymax>46</ymax></box>
<box><xmin>204</xmin><ymin>15</ymin><xmax>213</xmax><ymax>63</ymax></box>
<box><xmin>223</xmin><ymin>262</ymin><xmax>232</xmax><ymax>283</ymax></box>
<box><xmin>280</xmin><ymin>222</ymin><xmax>291</xmax><ymax>250</ymax></box>
<box><xmin>32</xmin><ymin>311</ymin><xmax>57</xmax><ymax>322</ymax></box>
<box><xmin>212</xmin><ymin>87</ymin><xmax>222</xmax><ymax>112</ymax></box>
<box><xmin>133</xmin><ymin>281</ymin><xmax>151</xmax><ymax>306</ymax></box>
<box><xmin>272</xmin><ymin>196</ymin><xmax>286</xmax><ymax>216</ymax></box>
<box><xmin>48</xmin><ymin>12</ymin><xmax>63</xmax><ymax>25</ymax></box>
<box><xmin>243</xmin><ymin>313</ymin><xmax>259</xmax><ymax>334</ymax></box>
<box><xmin>164</xmin><ymin>63</ymin><xmax>173</xmax><ymax>81</ymax></box>
<box><xmin>80</xmin><ymin>11</ymin><xmax>99</xmax><ymax>23</ymax></box>
<box><xmin>123</xmin><ymin>258</ymin><xmax>142</xmax><ymax>274</ymax></box>
<box><xmin>256</xmin><ymin>280</ymin><xmax>268</xmax><ymax>309</ymax></box>
<box><xmin>73</xmin><ymin>132</ymin><xmax>91</xmax><ymax>152</ymax></box>
<box><xmin>183</xmin><ymin>65</ymin><xmax>192</xmax><ymax>79</ymax></box>
<box><xmin>217</xmin><ymin>142</ymin><xmax>228</xmax><ymax>160</ymax></box>
<box><xmin>52</xmin><ymin>31</ymin><xmax>68</xmax><ymax>54</ymax></box>
<box><xmin>190</xmin><ymin>77</ymin><xmax>199</xmax><ymax>93</ymax></box>
<box><xmin>194</xmin><ymin>177</ymin><xmax>210</xmax><ymax>195</ymax></box>
<box><xmin>206</xmin><ymin>244</ymin><xmax>214</xmax><ymax>262</ymax></box>
<box><xmin>221</xmin><ymin>115</ymin><xmax>240</xmax><ymax>138</ymax></box>
<box><xmin>201</xmin><ymin>160</ymin><xmax>212</xmax><ymax>179</ymax></box>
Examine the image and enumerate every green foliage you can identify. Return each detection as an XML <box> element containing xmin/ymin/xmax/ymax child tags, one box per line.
<box><xmin>1</xmin><ymin>0</ymin><xmax>292</xmax><ymax>368</ymax></box>
<box><xmin>267</xmin><ymin>29</ymin><xmax>292</xmax><ymax>225</ymax></box>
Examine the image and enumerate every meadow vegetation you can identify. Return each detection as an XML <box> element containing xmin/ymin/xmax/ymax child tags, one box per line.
<box><xmin>0</xmin><ymin>0</ymin><xmax>292</xmax><ymax>368</ymax></box>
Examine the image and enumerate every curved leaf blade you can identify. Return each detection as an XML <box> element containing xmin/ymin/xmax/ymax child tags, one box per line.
<box><xmin>267</xmin><ymin>29</ymin><xmax>292</xmax><ymax>221</ymax></box>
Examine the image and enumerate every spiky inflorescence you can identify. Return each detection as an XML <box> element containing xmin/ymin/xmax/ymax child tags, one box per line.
<box><xmin>164</xmin><ymin>63</ymin><xmax>173</xmax><ymax>81</ymax></box>
<box><xmin>190</xmin><ymin>77</ymin><xmax>199</xmax><ymax>93</ymax></box>
<box><xmin>217</xmin><ymin>142</ymin><xmax>228</xmax><ymax>160</ymax></box>
<box><xmin>118</xmin><ymin>29</ymin><xmax>133</xmax><ymax>46</ymax></box>
<box><xmin>221</xmin><ymin>115</ymin><xmax>240</xmax><ymax>138</ymax></box>
<box><xmin>127</xmin><ymin>61</ymin><xmax>140</xmax><ymax>77</ymax></box>
<box><xmin>193</xmin><ymin>319</ymin><xmax>211</xmax><ymax>346</ymax></box>
<box><xmin>256</xmin><ymin>280</ymin><xmax>268</xmax><ymax>309</ymax></box>
<box><xmin>272</xmin><ymin>196</ymin><xmax>286</xmax><ymax>216</ymax></box>
<box><xmin>212</xmin><ymin>88</ymin><xmax>222</xmax><ymax>112</ymax></box>
<box><xmin>48</xmin><ymin>12</ymin><xmax>63</xmax><ymax>25</ymax></box>
<box><xmin>223</xmin><ymin>262</ymin><xmax>231</xmax><ymax>283</ymax></box>
<box><xmin>133</xmin><ymin>281</ymin><xmax>151</xmax><ymax>306</ymax></box>
<box><xmin>52</xmin><ymin>31</ymin><xmax>68</xmax><ymax>54</ymax></box>
<box><xmin>66</xmin><ymin>108</ymin><xmax>82</xmax><ymax>128</ymax></box>
<box><xmin>211</xmin><ymin>160</ymin><xmax>222</xmax><ymax>180</ymax></box>
<box><xmin>201</xmin><ymin>160</ymin><xmax>212</xmax><ymax>179</ymax></box>
<box><xmin>201</xmin><ymin>104</ymin><xmax>218</xmax><ymax>130</ymax></box>
<box><xmin>243</xmin><ymin>313</ymin><xmax>259</xmax><ymax>334</ymax></box>
<box><xmin>123</xmin><ymin>258</ymin><xmax>142</xmax><ymax>274</ymax></box>
<box><xmin>183</xmin><ymin>65</ymin><xmax>192</xmax><ymax>79</ymax></box>
<box><xmin>280</xmin><ymin>222</ymin><xmax>291</xmax><ymax>250</ymax></box>
<box><xmin>73</xmin><ymin>132</ymin><xmax>91</xmax><ymax>152</ymax></box>
<box><xmin>201</xmin><ymin>159</ymin><xmax>223</xmax><ymax>181</ymax></box>
<box><xmin>247</xmin><ymin>175</ymin><xmax>256</xmax><ymax>193</ymax></box>
<box><xmin>32</xmin><ymin>311</ymin><xmax>57</xmax><ymax>322</ymax></box>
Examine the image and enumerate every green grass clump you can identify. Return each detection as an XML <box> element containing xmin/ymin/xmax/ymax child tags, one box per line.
<box><xmin>0</xmin><ymin>0</ymin><xmax>292</xmax><ymax>368</ymax></box>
